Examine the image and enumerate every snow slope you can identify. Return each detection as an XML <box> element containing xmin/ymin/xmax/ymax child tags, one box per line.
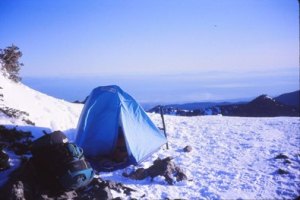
<box><xmin>0</xmin><ymin>73</ymin><xmax>83</xmax><ymax>139</ymax></box>
<box><xmin>0</xmin><ymin>74</ymin><xmax>299</xmax><ymax>199</ymax></box>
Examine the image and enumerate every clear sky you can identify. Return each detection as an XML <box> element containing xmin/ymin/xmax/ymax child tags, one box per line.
<box><xmin>0</xmin><ymin>0</ymin><xmax>299</xmax><ymax>103</ymax></box>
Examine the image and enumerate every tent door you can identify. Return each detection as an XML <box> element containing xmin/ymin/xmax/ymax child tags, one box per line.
<box><xmin>110</xmin><ymin>127</ymin><xmax>128</xmax><ymax>163</ymax></box>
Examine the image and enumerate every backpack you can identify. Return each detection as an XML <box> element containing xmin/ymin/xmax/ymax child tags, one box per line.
<box><xmin>31</xmin><ymin>131</ymin><xmax>94</xmax><ymax>190</ymax></box>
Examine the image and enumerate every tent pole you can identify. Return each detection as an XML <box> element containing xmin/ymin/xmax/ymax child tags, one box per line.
<box><xmin>159</xmin><ymin>106</ymin><xmax>169</xmax><ymax>149</ymax></box>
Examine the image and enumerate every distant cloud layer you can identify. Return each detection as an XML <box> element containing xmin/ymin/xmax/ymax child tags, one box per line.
<box><xmin>23</xmin><ymin>67</ymin><xmax>299</xmax><ymax>103</ymax></box>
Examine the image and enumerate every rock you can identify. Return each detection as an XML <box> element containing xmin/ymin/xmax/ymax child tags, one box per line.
<box><xmin>40</xmin><ymin>190</ymin><xmax>78</xmax><ymax>200</ymax></box>
<box><xmin>10</xmin><ymin>181</ymin><xmax>25</xmax><ymax>200</ymax></box>
<box><xmin>0</xmin><ymin>107</ymin><xmax>35</xmax><ymax>125</ymax></box>
<box><xmin>284</xmin><ymin>159</ymin><xmax>291</xmax><ymax>164</ymax></box>
<box><xmin>0</xmin><ymin>148</ymin><xmax>10</xmax><ymax>171</ymax></box>
<box><xmin>123</xmin><ymin>157</ymin><xmax>187</xmax><ymax>185</ymax></box>
<box><xmin>123</xmin><ymin>168</ymin><xmax>147</xmax><ymax>180</ymax></box>
<box><xmin>78</xmin><ymin>178</ymin><xmax>136</xmax><ymax>199</ymax></box>
<box><xmin>175</xmin><ymin>166</ymin><xmax>188</xmax><ymax>182</ymax></box>
<box><xmin>277</xmin><ymin>168</ymin><xmax>289</xmax><ymax>175</ymax></box>
<box><xmin>77</xmin><ymin>181</ymin><xmax>112</xmax><ymax>200</ymax></box>
<box><xmin>106</xmin><ymin>180</ymin><xmax>135</xmax><ymax>196</ymax></box>
<box><xmin>93</xmin><ymin>186</ymin><xmax>112</xmax><ymax>200</ymax></box>
<box><xmin>11</xmin><ymin>142</ymin><xmax>31</xmax><ymax>155</ymax></box>
<box><xmin>0</xmin><ymin>125</ymin><xmax>33</xmax><ymax>156</ymax></box>
<box><xmin>183</xmin><ymin>145</ymin><xmax>192</xmax><ymax>152</ymax></box>
<box><xmin>275</xmin><ymin>153</ymin><xmax>289</xmax><ymax>160</ymax></box>
<box><xmin>148</xmin><ymin>157</ymin><xmax>176</xmax><ymax>184</ymax></box>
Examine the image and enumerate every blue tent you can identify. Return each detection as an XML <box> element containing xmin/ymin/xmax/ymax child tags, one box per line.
<box><xmin>75</xmin><ymin>85</ymin><xmax>167</xmax><ymax>169</ymax></box>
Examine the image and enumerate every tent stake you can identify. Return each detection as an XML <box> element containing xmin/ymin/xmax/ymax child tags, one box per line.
<box><xmin>159</xmin><ymin>106</ymin><xmax>169</xmax><ymax>149</ymax></box>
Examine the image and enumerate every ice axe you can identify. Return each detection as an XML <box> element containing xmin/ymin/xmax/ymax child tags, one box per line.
<box><xmin>159</xmin><ymin>106</ymin><xmax>169</xmax><ymax>150</ymax></box>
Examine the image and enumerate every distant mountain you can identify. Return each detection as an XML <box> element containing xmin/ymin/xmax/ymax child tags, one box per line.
<box><xmin>73</xmin><ymin>96</ymin><xmax>89</xmax><ymax>104</ymax></box>
<box><xmin>147</xmin><ymin>101</ymin><xmax>243</xmax><ymax>116</ymax></box>
<box><xmin>274</xmin><ymin>90</ymin><xmax>299</xmax><ymax>108</ymax></box>
<box><xmin>217</xmin><ymin>95</ymin><xmax>299</xmax><ymax>117</ymax></box>
<box><xmin>148</xmin><ymin>92</ymin><xmax>300</xmax><ymax>117</ymax></box>
<box><xmin>140</xmin><ymin>102</ymin><xmax>165</xmax><ymax>111</ymax></box>
<box><xmin>167</xmin><ymin>101</ymin><xmax>236</xmax><ymax>110</ymax></box>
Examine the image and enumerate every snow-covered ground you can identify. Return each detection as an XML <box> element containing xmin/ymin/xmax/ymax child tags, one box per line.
<box><xmin>0</xmin><ymin>74</ymin><xmax>299</xmax><ymax>199</ymax></box>
<box><xmin>104</xmin><ymin>115</ymin><xmax>300</xmax><ymax>199</ymax></box>
<box><xmin>0</xmin><ymin>73</ymin><xmax>82</xmax><ymax>140</ymax></box>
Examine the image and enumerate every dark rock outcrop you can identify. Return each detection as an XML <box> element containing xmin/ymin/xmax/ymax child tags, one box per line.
<box><xmin>0</xmin><ymin>125</ymin><xmax>33</xmax><ymax>155</ymax></box>
<box><xmin>0</xmin><ymin>107</ymin><xmax>35</xmax><ymax>125</ymax></box>
<box><xmin>275</xmin><ymin>153</ymin><xmax>289</xmax><ymax>160</ymax></box>
<box><xmin>123</xmin><ymin>157</ymin><xmax>187</xmax><ymax>185</ymax></box>
<box><xmin>0</xmin><ymin>147</ymin><xmax>10</xmax><ymax>171</ymax></box>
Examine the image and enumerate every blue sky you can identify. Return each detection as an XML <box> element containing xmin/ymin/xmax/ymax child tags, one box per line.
<box><xmin>0</xmin><ymin>0</ymin><xmax>299</xmax><ymax>103</ymax></box>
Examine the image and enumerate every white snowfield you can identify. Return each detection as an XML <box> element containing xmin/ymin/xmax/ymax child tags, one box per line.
<box><xmin>114</xmin><ymin>115</ymin><xmax>299</xmax><ymax>199</ymax></box>
<box><xmin>0</xmin><ymin>73</ymin><xmax>82</xmax><ymax>139</ymax></box>
<box><xmin>0</xmin><ymin>73</ymin><xmax>299</xmax><ymax>199</ymax></box>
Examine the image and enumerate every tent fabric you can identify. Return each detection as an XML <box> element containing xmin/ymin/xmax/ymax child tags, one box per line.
<box><xmin>75</xmin><ymin>85</ymin><xmax>167</xmax><ymax>166</ymax></box>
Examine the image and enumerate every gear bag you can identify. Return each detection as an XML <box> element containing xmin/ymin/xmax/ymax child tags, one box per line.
<box><xmin>31</xmin><ymin>131</ymin><xmax>94</xmax><ymax>190</ymax></box>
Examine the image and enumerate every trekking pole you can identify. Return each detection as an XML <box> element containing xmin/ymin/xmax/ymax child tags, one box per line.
<box><xmin>159</xmin><ymin>106</ymin><xmax>169</xmax><ymax>149</ymax></box>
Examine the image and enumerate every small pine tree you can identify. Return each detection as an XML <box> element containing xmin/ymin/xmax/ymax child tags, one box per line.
<box><xmin>0</xmin><ymin>44</ymin><xmax>23</xmax><ymax>82</ymax></box>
